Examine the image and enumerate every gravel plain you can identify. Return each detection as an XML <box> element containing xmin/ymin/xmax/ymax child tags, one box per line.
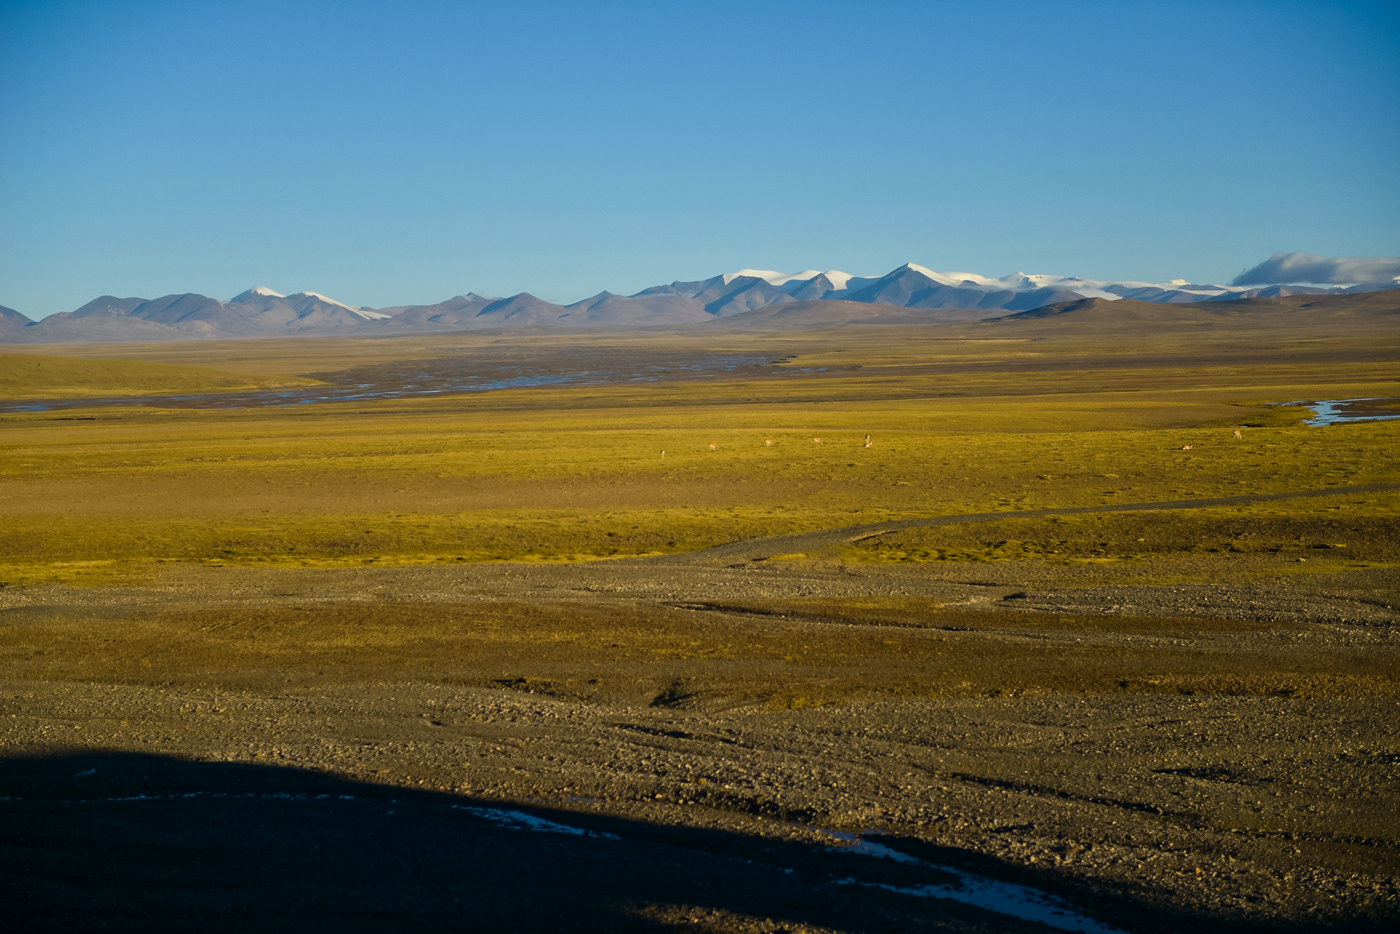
<box><xmin>3</xmin><ymin>522</ymin><xmax>1397</xmax><ymax>932</ymax></box>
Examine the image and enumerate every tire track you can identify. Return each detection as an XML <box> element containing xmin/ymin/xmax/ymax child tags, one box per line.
<box><xmin>652</xmin><ymin>483</ymin><xmax>1400</xmax><ymax>566</ymax></box>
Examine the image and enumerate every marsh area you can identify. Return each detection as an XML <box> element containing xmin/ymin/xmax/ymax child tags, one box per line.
<box><xmin>2</xmin><ymin>299</ymin><xmax>1398</xmax><ymax>932</ymax></box>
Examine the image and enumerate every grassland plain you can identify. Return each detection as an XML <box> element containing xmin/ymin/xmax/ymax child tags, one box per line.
<box><xmin>2</xmin><ymin>305</ymin><xmax>1399</xmax><ymax>932</ymax></box>
<box><xmin>0</xmin><ymin>351</ymin><xmax>323</xmax><ymax>399</ymax></box>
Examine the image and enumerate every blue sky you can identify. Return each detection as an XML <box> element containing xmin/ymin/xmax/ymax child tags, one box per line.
<box><xmin>2</xmin><ymin>0</ymin><xmax>1397</xmax><ymax>316</ymax></box>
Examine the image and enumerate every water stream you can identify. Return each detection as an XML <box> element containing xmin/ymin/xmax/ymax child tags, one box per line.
<box><xmin>0</xmin><ymin>354</ymin><xmax>779</xmax><ymax>413</ymax></box>
<box><xmin>1283</xmin><ymin>397</ymin><xmax>1400</xmax><ymax>426</ymax></box>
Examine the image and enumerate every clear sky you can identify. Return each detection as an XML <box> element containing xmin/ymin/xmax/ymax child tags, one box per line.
<box><xmin>2</xmin><ymin>0</ymin><xmax>1397</xmax><ymax>316</ymax></box>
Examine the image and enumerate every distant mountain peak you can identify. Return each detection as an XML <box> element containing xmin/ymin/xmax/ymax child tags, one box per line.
<box><xmin>723</xmin><ymin>269</ymin><xmax>783</xmax><ymax>285</ymax></box>
<box><xmin>723</xmin><ymin>268</ymin><xmax>852</xmax><ymax>288</ymax></box>
<box><xmin>14</xmin><ymin>262</ymin><xmax>1396</xmax><ymax>344</ymax></box>
<box><xmin>230</xmin><ymin>287</ymin><xmax>362</xmax><ymax>312</ymax></box>
<box><xmin>231</xmin><ymin>286</ymin><xmax>285</xmax><ymax>302</ymax></box>
<box><xmin>289</xmin><ymin>290</ymin><xmax>357</xmax><ymax>311</ymax></box>
<box><xmin>894</xmin><ymin>264</ymin><xmax>1003</xmax><ymax>288</ymax></box>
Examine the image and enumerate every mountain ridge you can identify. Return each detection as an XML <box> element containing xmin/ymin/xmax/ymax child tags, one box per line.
<box><xmin>4</xmin><ymin>264</ymin><xmax>1397</xmax><ymax>343</ymax></box>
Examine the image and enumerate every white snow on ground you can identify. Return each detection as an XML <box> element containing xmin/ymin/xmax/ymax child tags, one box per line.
<box><xmin>350</xmin><ymin>308</ymin><xmax>392</xmax><ymax>320</ymax></box>
<box><xmin>451</xmin><ymin>804</ymin><xmax>621</xmax><ymax>839</ymax></box>
<box><xmin>825</xmin><ymin>831</ymin><xmax>1126</xmax><ymax>934</ymax></box>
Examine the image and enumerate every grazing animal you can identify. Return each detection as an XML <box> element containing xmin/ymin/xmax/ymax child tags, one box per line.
<box><xmin>708</xmin><ymin>443</ymin><xmax>717</xmax><ymax>451</ymax></box>
<box><xmin>1181</xmin><ymin>444</ymin><xmax>1193</xmax><ymax>450</ymax></box>
<box><xmin>764</xmin><ymin>438</ymin><xmax>773</xmax><ymax>446</ymax></box>
<box><xmin>660</xmin><ymin>450</ymin><xmax>665</xmax><ymax>458</ymax></box>
<box><xmin>1233</xmin><ymin>428</ymin><xmax>1243</xmax><ymax>439</ymax></box>
<box><xmin>863</xmin><ymin>434</ymin><xmax>873</xmax><ymax>448</ymax></box>
<box><xmin>813</xmin><ymin>437</ymin><xmax>823</xmax><ymax>446</ymax></box>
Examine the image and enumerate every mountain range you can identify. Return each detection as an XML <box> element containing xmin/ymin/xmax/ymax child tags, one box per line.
<box><xmin>4</xmin><ymin>265</ymin><xmax>1396</xmax><ymax>343</ymax></box>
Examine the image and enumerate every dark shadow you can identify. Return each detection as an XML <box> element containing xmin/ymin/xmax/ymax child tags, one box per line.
<box><xmin>0</xmin><ymin>751</ymin><xmax>1383</xmax><ymax>933</ymax></box>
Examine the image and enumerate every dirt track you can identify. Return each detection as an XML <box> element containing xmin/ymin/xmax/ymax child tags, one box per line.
<box><xmin>661</xmin><ymin>483</ymin><xmax>1400</xmax><ymax>567</ymax></box>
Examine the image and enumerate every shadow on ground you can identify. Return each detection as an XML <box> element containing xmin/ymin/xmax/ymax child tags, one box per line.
<box><xmin>0</xmin><ymin>751</ymin><xmax>1369</xmax><ymax>933</ymax></box>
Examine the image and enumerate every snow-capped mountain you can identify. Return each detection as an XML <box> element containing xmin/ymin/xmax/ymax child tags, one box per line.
<box><xmin>709</xmin><ymin>264</ymin><xmax>1329</xmax><ymax>307</ymax></box>
<box><xmin>230</xmin><ymin>286</ymin><xmax>286</xmax><ymax>302</ymax></box>
<box><xmin>11</xmin><ymin>287</ymin><xmax>390</xmax><ymax>341</ymax></box>
<box><xmin>230</xmin><ymin>288</ymin><xmax>392</xmax><ymax>322</ymax></box>
<box><xmin>4</xmin><ymin>265</ymin><xmax>1395</xmax><ymax>343</ymax></box>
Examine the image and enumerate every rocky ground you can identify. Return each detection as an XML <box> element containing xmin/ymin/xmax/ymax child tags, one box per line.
<box><xmin>2</xmin><ymin>516</ymin><xmax>1398</xmax><ymax>932</ymax></box>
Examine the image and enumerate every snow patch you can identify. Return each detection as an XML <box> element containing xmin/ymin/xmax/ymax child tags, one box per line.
<box><xmin>288</xmin><ymin>291</ymin><xmax>357</xmax><ymax>311</ymax></box>
<box><xmin>451</xmin><ymin>804</ymin><xmax>620</xmax><ymax>839</ymax></box>
<box><xmin>719</xmin><ymin>263</ymin><xmax>1268</xmax><ymax>300</ymax></box>
<box><xmin>824</xmin><ymin>830</ymin><xmax>918</xmax><ymax>862</ymax></box>
<box><xmin>230</xmin><ymin>286</ymin><xmax>286</xmax><ymax>302</ymax></box>
<box><xmin>887</xmin><ymin>266</ymin><xmax>1271</xmax><ymax>300</ymax></box>
<box><xmin>723</xmin><ymin>269</ymin><xmax>855</xmax><ymax>289</ymax></box>
<box><xmin>825</xmin><ymin>831</ymin><xmax>1124</xmax><ymax>934</ymax></box>
<box><xmin>724</xmin><ymin>269</ymin><xmax>811</xmax><ymax>286</ymax></box>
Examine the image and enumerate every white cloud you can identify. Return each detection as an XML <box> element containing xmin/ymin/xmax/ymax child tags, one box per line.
<box><xmin>1231</xmin><ymin>252</ymin><xmax>1400</xmax><ymax>286</ymax></box>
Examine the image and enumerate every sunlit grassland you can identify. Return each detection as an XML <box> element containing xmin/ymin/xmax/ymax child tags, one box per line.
<box><xmin>0</xmin><ymin>352</ymin><xmax>323</xmax><ymax>398</ymax></box>
<box><xmin>2</xmin><ymin>324</ymin><xmax>1397</xmax><ymax>585</ymax></box>
<box><xmin>843</xmin><ymin>493</ymin><xmax>1400</xmax><ymax>584</ymax></box>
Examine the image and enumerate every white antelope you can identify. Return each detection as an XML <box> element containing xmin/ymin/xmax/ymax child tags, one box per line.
<box><xmin>863</xmin><ymin>434</ymin><xmax>873</xmax><ymax>448</ymax></box>
<box><xmin>813</xmin><ymin>437</ymin><xmax>823</xmax><ymax>446</ymax></box>
<box><xmin>1181</xmin><ymin>444</ymin><xmax>1193</xmax><ymax>450</ymax></box>
<box><xmin>708</xmin><ymin>442</ymin><xmax>717</xmax><ymax>451</ymax></box>
<box><xmin>1233</xmin><ymin>428</ymin><xmax>1242</xmax><ymax>439</ymax></box>
<box><xmin>764</xmin><ymin>438</ymin><xmax>774</xmax><ymax>446</ymax></box>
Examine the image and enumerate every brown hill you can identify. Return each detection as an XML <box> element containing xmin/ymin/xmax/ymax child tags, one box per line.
<box><xmin>995</xmin><ymin>290</ymin><xmax>1400</xmax><ymax>324</ymax></box>
<box><xmin>0</xmin><ymin>304</ymin><xmax>35</xmax><ymax>340</ymax></box>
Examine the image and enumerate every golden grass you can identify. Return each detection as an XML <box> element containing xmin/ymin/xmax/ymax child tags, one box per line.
<box><xmin>0</xmin><ymin>352</ymin><xmax>323</xmax><ymax>398</ymax></box>
<box><xmin>2</xmin><ymin>322</ymin><xmax>1397</xmax><ymax>583</ymax></box>
<box><xmin>843</xmin><ymin>494</ymin><xmax>1400</xmax><ymax>583</ymax></box>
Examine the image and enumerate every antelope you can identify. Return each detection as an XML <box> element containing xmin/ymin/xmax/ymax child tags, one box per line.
<box><xmin>813</xmin><ymin>437</ymin><xmax>823</xmax><ymax>446</ymax></box>
<box><xmin>1181</xmin><ymin>444</ymin><xmax>1193</xmax><ymax>450</ymax></box>
<box><xmin>1233</xmin><ymin>428</ymin><xmax>1242</xmax><ymax>439</ymax></box>
<box><xmin>708</xmin><ymin>443</ymin><xmax>717</xmax><ymax>451</ymax></box>
<box><xmin>660</xmin><ymin>450</ymin><xmax>665</xmax><ymax>458</ymax></box>
<box><xmin>764</xmin><ymin>438</ymin><xmax>773</xmax><ymax>446</ymax></box>
<box><xmin>863</xmin><ymin>434</ymin><xmax>873</xmax><ymax>448</ymax></box>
